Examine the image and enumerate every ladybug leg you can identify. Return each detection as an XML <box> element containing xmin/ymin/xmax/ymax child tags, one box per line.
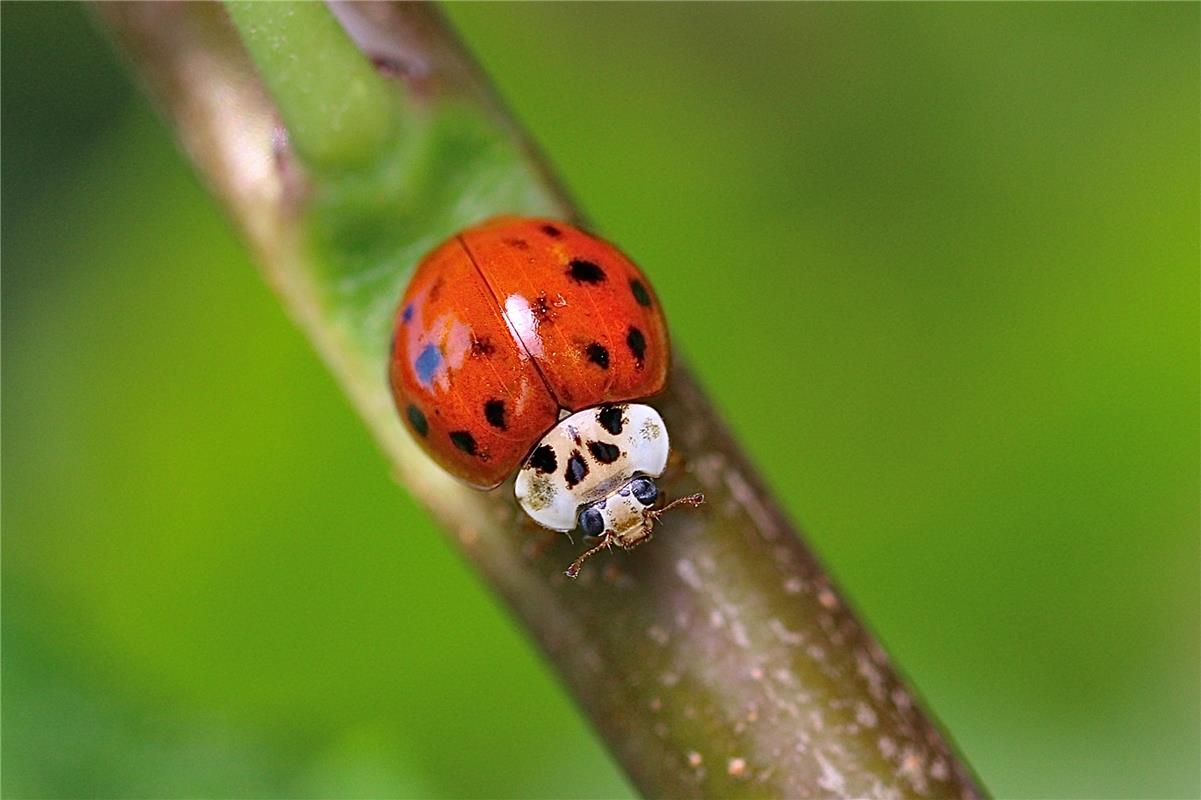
<box><xmin>565</xmin><ymin>535</ymin><xmax>614</xmax><ymax>579</ymax></box>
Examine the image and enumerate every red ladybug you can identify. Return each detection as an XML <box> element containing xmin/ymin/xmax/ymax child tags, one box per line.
<box><xmin>389</xmin><ymin>217</ymin><xmax>701</xmax><ymax>576</ymax></box>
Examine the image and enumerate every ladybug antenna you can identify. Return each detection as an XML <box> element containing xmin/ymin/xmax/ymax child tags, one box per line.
<box><xmin>648</xmin><ymin>492</ymin><xmax>705</xmax><ymax>523</ymax></box>
<box><xmin>565</xmin><ymin>537</ymin><xmax>612</xmax><ymax>579</ymax></box>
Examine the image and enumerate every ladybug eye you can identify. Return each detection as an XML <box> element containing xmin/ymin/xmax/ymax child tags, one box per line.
<box><xmin>578</xmin><ymin>506</ymin><xmax>605</xmax><ymax>538</ymax></box>
<box><xmin>631</xmin><ymin>477</ymin><xmax>658</xmax><ymax>506</ymax></box>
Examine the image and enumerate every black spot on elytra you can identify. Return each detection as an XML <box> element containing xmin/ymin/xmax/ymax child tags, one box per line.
<box><xmin>565</xmin><ymin>450</ymin><xmax>589</xmax><ymax>488</ymax></box>
<box><xmin>597</xmin><ymin>405</ymin><xmax>624</xmax><ymax>435</ymax></box>
<box><xmin>585</xmin><ymin>342</ymin><xmax>610</xmax><ymax>369</ymax></box>
<box><xmin>630</xmin><ymin>279</ymin><xmax>652</xmax><ymax>308</ymax></box>
<box><xmin>401</xmin><ymin>303</ymin><xmax>414</xmax><ymax>323</ymax></box>
<box><xmin>406</xmin><ymin>405</ymin><xmax>428</xmax><ymax>437</ymax></box>
<box><xmin>469</xmin><ymin>334</ymin><xmax>495</xmax><ymax>358</ymax></box>
<box><xmin>531</xmin><ymin>293</ymin><xmax>556</xmax><ymax>323</ymax></box>
<box><xmin>484</xmin><ymin>399</ymin><xmax>506</xmax><ymax>430</ymax></box>
<box><xmin>587</xmin><ymin>440</ymin><xmax>621</xmax><ymax>464</ymax></box>
<box><xmin>504</xmin><ymin>238</ymin><xmax>529</xmax><ymax>250</ymax></box>
<box><xmin>541</xmin><ymin>224</ymin><xmax>562</xmax><ymax>238</ymax></box>
<box><xmin>627</xmin><ymin>326</ymin><xmax>647</xmax><ymax>365</ymax></box>
<box><xmin>529</xmin><ymin>444</ymin><xmax>557</xmax><ymax>474</ymax></box>
<box><xmin>567</xmin><ymin>259</ymin><xmax>606</xmax><ymax>284</ymax></box>
<box><xmin>449</xmin><ymin>430</ymin><xmax>477</xmax><ymax>456</ymax></box>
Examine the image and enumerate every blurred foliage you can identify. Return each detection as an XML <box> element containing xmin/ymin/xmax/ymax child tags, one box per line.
<box><xmin>2</xmin><ymin>3</ymin><xmax>1197</xmax><ymax>798</ymax></box>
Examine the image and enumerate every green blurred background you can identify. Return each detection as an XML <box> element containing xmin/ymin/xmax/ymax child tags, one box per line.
<box><xmin>3</xmin><ymin>3</ymin><xmax>1198</xmax><ymax>798</ymax></box>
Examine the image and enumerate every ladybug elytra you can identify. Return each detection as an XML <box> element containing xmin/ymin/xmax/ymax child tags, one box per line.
<box><xmin>389</xmin><ymin>217</ymin><xmax>701</xmax><ymax>576</ymax></box>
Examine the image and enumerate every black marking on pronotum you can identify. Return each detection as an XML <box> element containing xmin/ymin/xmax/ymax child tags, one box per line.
<box><xmin>630</xmin><ymin>279</ymin><xmax>652</xmax><ymax>308</ymax></box>
<box><xmin>529</xmin><ymin>444</ymin><xmax>557</xmax><ymax>474</ymax></box>
<box><xmin>541</xmin><ymin>224</ymin><xmax>562</xmax><ymax>238</ymax></box>
<box><xmin>484</xmin><ymin>399</ymin><xmax>506</xmax><ymax>430</ymax></box>
<box><xmin>567</xmin><ymin>259</ymin><xmax>606</xmax><ymax>284</ymax></box>
<box><xmin>449</xmin><ymin>430</ymin><xmax>478</xmax><ymax>456</ymax></box>
<box><xmin>565</xmin><ymin>450</ymin><xmax>589</xmax><ymax>488</ymax></box>
<box><xmin>406</xmin><ymin>405</ymin><xmax>428</xmax><ymax>437</ymax></box>
<box><xmin>597</xmin><ymin>405</ymin><xmax>624</xmax><ymax>435</ymax></box>
<box><xmin>587</xmin><ymin>440</ymin><xmax>621</xmax><ymax>464</ymax></box>
<box><xmin>627</xmin><ymin>326</ymin><xmax>647</xmax><ymax>365</ymax></box>
<box><xmin>585</xmin><ymin>342</ymin><xmax>610</xmax><ymax>369</ymax></box>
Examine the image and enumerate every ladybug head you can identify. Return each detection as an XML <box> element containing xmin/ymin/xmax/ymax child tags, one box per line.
<box><xmin>512</xmin><ymin>403</ymin><xmax>703</xmax><ymax>577</ymax></box>
<box><xmin>566</xmin><ymin>478</ymin><xmax>704</xmax><ymax>578</ymax></box>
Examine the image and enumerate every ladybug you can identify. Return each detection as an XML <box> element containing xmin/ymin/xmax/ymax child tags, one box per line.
<box><xmin>389</xmin><ymin>217</ymin><xmax>702</xmax><ymax>577</ymax></box>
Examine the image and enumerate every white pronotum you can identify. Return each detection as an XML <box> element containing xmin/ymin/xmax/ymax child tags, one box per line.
<box><xmin>515</xmin><ymin>403</ymin><xmax>669</xmax><ymax>532</ymax></box>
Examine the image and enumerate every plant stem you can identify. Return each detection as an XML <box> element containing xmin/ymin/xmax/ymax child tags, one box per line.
<box><xmin>95</xmin><ymin>3</ymin><xmax>985</xmax><ymax>797</ymax></box>
<box><xmin>225</xmin><ymin>0</ymin><xmax>401</xmax><ymax>172</ymax></box>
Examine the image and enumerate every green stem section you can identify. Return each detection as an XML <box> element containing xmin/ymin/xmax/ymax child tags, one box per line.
<box><xmin>96</xmin><ymin>3</ymin><xmax>985</xmax><ymax>798</ymax></box>
<box><xmin>224</xmin><ymin>0</ymin><xmax>400</xmax><ymax>172</ymax></box>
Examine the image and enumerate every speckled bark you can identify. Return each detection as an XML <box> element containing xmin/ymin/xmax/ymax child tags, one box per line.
<box><xmin>95</xmin><ymin>3</ymin><xmax>984</xmax><ymax>798</ymax></box>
